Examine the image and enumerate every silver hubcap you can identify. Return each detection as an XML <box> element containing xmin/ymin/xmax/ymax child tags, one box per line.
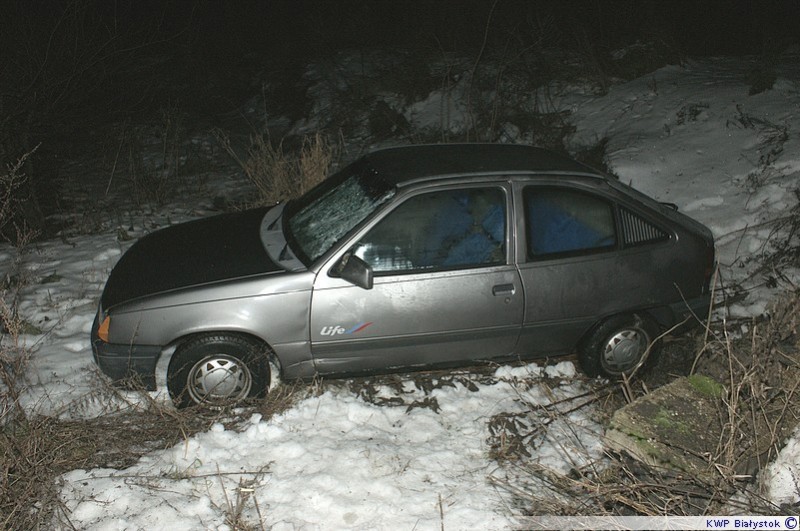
<box><xmin>187</xmin><ymin>354</ymin><xmax>252</xmax><ymax>405</ymax></box>
<box><xmin>602</xmin><ymin>328</ymin><xmax>649</xmax><ymax>374</ymax></box>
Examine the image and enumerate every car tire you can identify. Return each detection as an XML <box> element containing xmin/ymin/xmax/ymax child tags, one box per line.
<box><xmin>578</xmin><ymin>314</ymin><xmax>659</xmax><ymax>378</ymax></box>
<box><xmin>167</xmin><ymin>334</ymin><xmax>271</xmax><ymax>408</ymax></box>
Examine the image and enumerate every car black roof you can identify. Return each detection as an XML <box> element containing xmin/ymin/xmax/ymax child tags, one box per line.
<box><xmin>359</xmin><ymin>144</ymin><xmax>600</xmax><ymax>186</ymax></box>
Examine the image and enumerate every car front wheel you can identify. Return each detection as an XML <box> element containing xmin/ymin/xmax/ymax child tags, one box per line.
<box><xmin>167</xmin><ymin>334</ymin><xmax>271</xmax><ymax>408</ymax></box>
<box><xmin>579</xmin><ymin>314</ymin><xmax>659</xmax><ymax>378</ymax></box>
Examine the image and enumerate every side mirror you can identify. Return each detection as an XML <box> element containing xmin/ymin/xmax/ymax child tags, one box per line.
<box><xmin>336</xmin><ymin>253</ymin><xmax>373</xmax><ymax>290</ymax></box>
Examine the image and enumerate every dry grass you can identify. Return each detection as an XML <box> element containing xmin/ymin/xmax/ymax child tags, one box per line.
<box><xmin>0</xmin><ymin>300</ymin><xmax>33</xmax><ymax>427</ymax></box>
<box><xmin>0</xmin><ymin>218</ymin><xmax>40</xmax><ymax>425</ymax></box>
<box><xmin>694</xmin><ymin>292</ymin><xmax>800</xmax><ymax>487</ymax></box>
<box><xmin>0</xmin><ymin>378</ymin><xmax>304</xmax><ymax>529</ymax></box>
<box><xmin>215</xmin><ymin>130</ymin><xmax>339</xmax><ymax>206</ymax></box>
<box><xmin>490</xmin><ymin>454</ymin><xmax>761</xmax><ymax>517</ymax></box>
<box><xmin>1</xmin><ymin>407</ymin><xmax>208</xmax><ymax>528</ymax></box>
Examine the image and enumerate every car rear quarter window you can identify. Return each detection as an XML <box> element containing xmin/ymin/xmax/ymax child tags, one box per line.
<box><xmin>619</xmin><ymin>207</ymin><xmax>670</xmax><ymax>247</ymax></box>
<box><xmin>524</xmin><ymin>187</ymin><xmax>616</xmax><ymax>260</ymax></box>
<box><xmin>353</xmin><ymin>187</ymin><xmax>506</xmax><ymax>274</ymax></box>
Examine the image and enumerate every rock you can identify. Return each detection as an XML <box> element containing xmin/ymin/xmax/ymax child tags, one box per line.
<box><xmin>605</xmin><ymin>375</ymin><xmax>725</xmax><ymax>481</ymax></box>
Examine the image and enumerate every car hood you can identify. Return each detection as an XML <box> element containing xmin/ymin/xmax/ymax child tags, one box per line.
<box><xmin>101</xmin><ymin>207</ymin><xmax>283</xmax><ymax>310</ymax></box>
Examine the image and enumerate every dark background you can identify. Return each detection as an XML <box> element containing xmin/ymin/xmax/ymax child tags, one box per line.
<box><xmin>4</xmin><ymin>0</ymin><xmax>798</xmax><ymax>116</ymax></box>
<box><xmin>1</xmin><ymin>0</ymin><xmax>798</xmax><ymax>236</ymax></box>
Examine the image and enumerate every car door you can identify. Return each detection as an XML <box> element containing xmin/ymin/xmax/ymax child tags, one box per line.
<box><xmin>515</xmin><ymin>183</ymin><xmax>622</xmax><ymax>354</ymax></box>
<box><xmin>309</xmin><ymin>184</ymin><xmax>524</xmax><ymax>374</ymax></box>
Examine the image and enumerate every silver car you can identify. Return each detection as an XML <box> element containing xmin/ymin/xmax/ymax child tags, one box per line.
<box><xmin>91</xmin><ymin>144</ymin><xmax>715</xmax><ymax>407</ymax></box>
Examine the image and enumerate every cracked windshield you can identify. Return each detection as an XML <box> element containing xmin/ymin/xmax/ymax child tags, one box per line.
<box><xmin>287</xmin><ymin>168</ymin><xmax>395</xmax><ymax>262</ymax></box>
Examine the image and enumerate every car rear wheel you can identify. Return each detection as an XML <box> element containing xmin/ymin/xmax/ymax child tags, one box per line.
<box><xmin>167</xmin><ymin>334</ymin><xmax>271</xmax><ymax>408</ymax></box>
<box><xmin>579</xmin><ymin>314</ymin><xmax>659</xmax><ymax>378</ymax></box>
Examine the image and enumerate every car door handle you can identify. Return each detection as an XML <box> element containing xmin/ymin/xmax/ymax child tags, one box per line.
<box><xmin>492</xmin><ymin>283</ymin><xmax>516</xmax><ymax>296</ymax></box>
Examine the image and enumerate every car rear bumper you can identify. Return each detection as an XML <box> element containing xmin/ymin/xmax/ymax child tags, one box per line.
<box><xmin>90</xmin><ymin>311</ymin><xmax>160</xmax><ymax>391</ymax></box>
<box><xmin>667</xmin><ymin>294</ymin><xmax>711</xmax><ymax>331</ymax></box>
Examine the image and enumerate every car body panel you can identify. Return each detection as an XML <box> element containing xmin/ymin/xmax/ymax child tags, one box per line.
<box><xmin>90</xmin><ymin>143</ymin><xmax>715</xmax><ymax>394</ymax></box>
<box><xmin>510</xmin><ymin>176</ymin><xmax>713</xmax><ymax>354</ymax></box>
<box><xmin>310</xmin><ymin>265</ymin><xmax>523</xmax><ymax>373</ymax></box>
<box><xmin>103</xmin><ymin>273</ymin><xmax>313</xmax><ymax>349</ymax></box>
<box><xmin>101</xmin><ymin>207</ymin><xmax>277</xmax><ymax>310</ymax></box>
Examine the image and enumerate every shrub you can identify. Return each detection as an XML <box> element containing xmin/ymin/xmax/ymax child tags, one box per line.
<box><xmin>0</xmin><ymin>147</ymin><xmax>42</xmax><ymax>244</ymax></box>
<box><xmin>0</xmin><ymin>300</ymin><xmax>32</xmax><ymax>427</ymax></box>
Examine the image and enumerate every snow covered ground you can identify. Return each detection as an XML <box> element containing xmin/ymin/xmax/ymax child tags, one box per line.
<box><xmin>3</xmin><ymin>53</ymin><xmax>800</xmax><ymax>528</ymax></box>
<box><xmin>564</xmin><ymin>55</ymin><xmax>800</xmax><ymax>317</ymax></box>
<box><xmin>59</xmin><ymin>363</ymin><xmax>601</xmax><ymax>530</ymax></box>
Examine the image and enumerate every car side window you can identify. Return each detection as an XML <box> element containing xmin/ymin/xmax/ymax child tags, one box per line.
<box><xmin>525</xmin><ymin>187</ymin><xmax>616</xmax><ymax>259</ymax></box>
<box><xmin>353</xmin><ymin>187</ymin><xmax>506</xmax><ymax>274</ymax></box>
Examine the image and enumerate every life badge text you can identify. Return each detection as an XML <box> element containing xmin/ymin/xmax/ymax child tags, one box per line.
<box><xmin>320</xmin><ymin>322</ymin><xmax>373</xmax><ymax>336</ymax></box>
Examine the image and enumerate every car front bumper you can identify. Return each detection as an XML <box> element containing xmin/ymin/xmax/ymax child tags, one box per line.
<box><xmin>90</xmin><ymin>311</ymin><xmax>161</xmax><ymax>391</ymax></box>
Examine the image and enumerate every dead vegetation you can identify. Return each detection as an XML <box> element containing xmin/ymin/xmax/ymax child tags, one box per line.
<box><xmin>1</xmin><ymin>382</ymin><xmax>304</xmax><ymax>530</ymax></box>
<box><xmin>215</xmin><ymin>130</ymin><xmax>340</xmax><ymax>207</ymax></box>
<box><xmin>694</xmin><ymin>292</ymin><xmax>800</xmax><ymax>485</ymax></box>
<box><xmin>0</xmin><ymin>149</ymin><xmax>41</xmax><ymax>245</ymax></box>
<box><xmin>488</xmin><ymin>289</ymin><xmax>800</xmax><ymax>517</ymax></box>
<box><xmin>2</xmin><ymin>407</ymin><xmax>209</xmax><ymax>528</ymax></box>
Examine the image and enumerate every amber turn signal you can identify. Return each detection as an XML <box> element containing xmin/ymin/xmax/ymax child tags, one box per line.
<box><xmin>97</xmin><ymin>315</ymin><xmax>110</xmax><ymax>343</ymax></box>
